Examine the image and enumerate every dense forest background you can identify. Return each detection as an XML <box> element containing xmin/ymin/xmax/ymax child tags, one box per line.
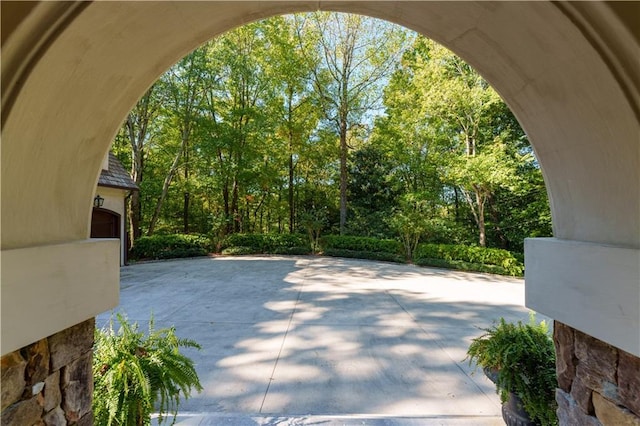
<box><xmin>111</xmin><ymin>12</ymin><xmax>552</xmax><ymax>255</ymax></box>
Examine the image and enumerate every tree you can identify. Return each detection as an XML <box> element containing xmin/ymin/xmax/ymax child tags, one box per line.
<box><xmin>388</xmin><ymin>196</ymin><xmax>434</xmax><ymax>260</ymax></box>
<box><xmin>198</xmin><ymin>21</ymin><xmax>279</xmax><ymax>234</ymax></box>
<box><xmin>113</xmin><ymin>16</ymin><xmax>550</xmax><ymax>252</ymax></box>
<box><xmin>372</xmin><ymin>36</ymin><xmax>549</xmax><ymax>248</ymax></box>
<box><xmin>369</xmin><ymin>40</ymin><xmax>443</xmax><ymax>218</ymax></box>
<box><xmin>270</xmin><ymin>16</ymin><xmax>320</xmax><ymax>232</ymax></box>
<box><xmin>445</xmin><ymin>142</ymin><xmax>520</xmax><ymax>247</ymax></box>
<box><xmin>147</xmin><ymin>48</ymin><xmax>209</xmax><ymax>235</ymax></box>
<box><xmin>123</xmin><ymin>85</ymin><xmax>161</xmax><ymax>242</ymax></box>
<box><xmin>299</xmin><ymin>12</ymin><xmax>409</xmax><ymax>234</ymax></box>
<box><xmin>412</xmin><ymin>39</ymin><xmax>519</xmax><ymax>246</ymax></box>
<box><xmin>347</xmin><ymin>143</ymin><xmax>400</xmax><ymax>236</ymax></box>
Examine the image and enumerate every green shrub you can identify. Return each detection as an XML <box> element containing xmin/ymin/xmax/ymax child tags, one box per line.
<box><xmin>323</xmin><ymin>248</ymin><xmax>406</xmax><ymax>264</ymax></box>
<box><xmin>220</xmin><ymin>234</ymin><xmax>264</xmax><ymax>251</ymax></box>
<box><xmin>466</xmin><ymin>314</ymin><xmax>557</xmax><ymax>425</ymax></box>
<box><xmin>93</xmin><ymin>314</ymin><xmax>202</xmax><ymax>425</ymax></box>
<box><xmin>413</xmin><ymin>257</ymin><xmax>516</xmax><ymax>276</ymax></box>
<box><xmin>272</xmin><ymin>246</ymin><xmax>312</xmax><ymax>255</ymax></box>
<box><xmin>220</xmin><ymin>233</ymin><xmax>309</xmax><ymax>255</ymax></box>
<box><xmin>221</xmin><ymin>246</ymin><xmax>258</xmax><ymax>256</ymax></box>
<box><xmin>319</xmin><ymin>235</ymin><xmax>403</xmax><ymax>255</ymax></box>
<box><xmin>130</xmin><ymin>234</ymin><xmax>212</xmax><ymax>260</ymax></box>
<box><xmin>217</xmin><ymin>234</ymin><xmax>523</xmax><ymax>276</ymax></box>
<box><xmin>413</xmin><ymin>243</ymin><xmax>524</xmax><ymax>276</ymax></box>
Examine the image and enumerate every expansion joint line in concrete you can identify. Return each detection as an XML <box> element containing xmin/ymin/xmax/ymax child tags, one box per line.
<box><xmin>385</xmin><ymin>290</ymin><xmax>501</xmax><ymax>400</ymax></box>
<box><xmin>258</xmin><ymin>258</ymin><xmax>312</xmax><ymax>413</ymax></box>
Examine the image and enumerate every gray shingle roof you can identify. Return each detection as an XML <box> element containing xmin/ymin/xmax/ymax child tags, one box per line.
<box><xmin>97</xmin><ymin>153</ymin><xmax>139</xmax><ymax>191</ymax></box>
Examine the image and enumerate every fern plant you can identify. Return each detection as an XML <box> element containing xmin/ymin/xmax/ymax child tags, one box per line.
<box><xmin>466</xmin><ymin>313</ymin><xmax>558</xmax><ymax>426</ymax></box>
<box><xmin>93</xmin><ymin>314</ymin><xmax>203</xmax><ymax>425</ymax></box>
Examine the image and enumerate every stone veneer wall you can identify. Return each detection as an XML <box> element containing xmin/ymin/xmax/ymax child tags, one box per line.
<box><xmin>554</xmin><ymin>321</ymin><xmax>640</xmax><ymax>426</ymax></box>
<box><xmin>1</xmin><ymin>319</ymin><xmax>94</xmax><ymax>425</ymax></box>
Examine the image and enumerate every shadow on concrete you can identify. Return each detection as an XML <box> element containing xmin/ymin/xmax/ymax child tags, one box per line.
<box><xmin>97</xmin><ymin>255</ymin><xmax>539</xmax><ymax>419</ymax></box>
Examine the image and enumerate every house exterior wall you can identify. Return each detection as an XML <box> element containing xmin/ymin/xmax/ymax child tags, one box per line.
<box><xmin>94</xmin><ymin>186</ymin><xmax>129</xmax><ymax>266</ymax></box>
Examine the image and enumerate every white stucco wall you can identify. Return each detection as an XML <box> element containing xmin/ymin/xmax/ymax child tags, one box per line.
<box><xmin>94</xmin><ymin>186</ymin><xmax>129</xmax><ymax>266</ymax></box>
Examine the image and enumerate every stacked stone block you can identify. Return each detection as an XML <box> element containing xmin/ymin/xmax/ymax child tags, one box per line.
<box><xmin>1</xmin><ymin>319</ymin><xmax>94</xmax><ymax>425</ymax></box>
<box><xmin>555</xmin><ymin>321</ymin><xmax>640</xmax><ymax>426</ymax></box>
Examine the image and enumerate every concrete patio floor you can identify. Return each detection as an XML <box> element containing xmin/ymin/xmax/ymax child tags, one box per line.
<box><xmin>97</xmin><ymin>255</ymin><xmax>543</xmax><ymax>425</ymax></box>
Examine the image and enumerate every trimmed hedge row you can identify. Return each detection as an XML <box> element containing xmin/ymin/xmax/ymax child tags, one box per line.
<box><xmin>319</xmin><ymin>235</ymin><xmax>403</xmax><ymax>255</ymax></box>
<box><xmin>131</xmin><ymin>233</ymin><xmax>523</xmax><ymax>277</ymax></box>
<box><xmin>130</xmin><ymin>234</ymin><xmax>212</xmax><ymax>260</ymax></box>
<box><xmin>323</xmin><ymin>248</ymin><xmax>405</xmax><ymax>264</ymax></box>
<box><xmin>413</xmin><ymin>257</ymin><xmax>520</xmax><ymax>276</ymax></box>
<box><xmin>220</xmin><ymin>233</ymin><xmax>309</xmax><ymax>255</ymax></box>
<box><xmin>413</xmin><ymin>243</ymin><xmax>524</xmax><ymax>276</ymax></box>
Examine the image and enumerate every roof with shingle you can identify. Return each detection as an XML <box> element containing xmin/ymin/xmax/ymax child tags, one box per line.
<box><xmin>97</xmin><ymin>153</ymin><xmax>139</xmax><ymax>191</ymax></box>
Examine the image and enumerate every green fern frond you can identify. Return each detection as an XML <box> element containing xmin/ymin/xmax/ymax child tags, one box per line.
<box><xmin>93</xmin><ymin>313</ymin><xmax>203</xmax><ymax>426</ymax></box>
<box><xmin>465</xmin><ymin>313</ymin><xmax>557</xmax><ymax>426</ymax></box>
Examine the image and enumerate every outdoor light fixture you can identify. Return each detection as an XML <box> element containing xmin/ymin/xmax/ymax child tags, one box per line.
<box><xmin>93</xmin><ymin>194</ymin><xmax>104</xmax><ymax>208</ymax></box>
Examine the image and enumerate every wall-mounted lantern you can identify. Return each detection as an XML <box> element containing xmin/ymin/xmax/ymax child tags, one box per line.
<box><xmin>93</xmin><ymin>194</ymin><xmax>104</xmax><ymax>208</ymax></box>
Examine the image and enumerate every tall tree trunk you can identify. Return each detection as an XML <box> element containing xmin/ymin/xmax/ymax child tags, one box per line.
<box><xmin>475</xmin><ymin>188</ymin><xmax>486</xmax><ymax>247</ymax></box>
<box><xmin>183</xmin><ymin>138</ymin><xmax>190</xmax><ymax>234</ymax></box>
<box><xmin>147</xmin><ymin>149</ymin><xmax>182</xmax><ymax>235</ymax></box>
<box><xmin>339</xmin><ymin>126</ymin><xmax>348</xmax><ymax>235</ymax></box>
<box><xmin>231</xmin><ymin>177</ymin><xmax>239</xmax><ymax>233</ymax></box>
<box><xmin>277</xmin><ymin>188</ymin><xmax>282</xmax><ymax>233</ymax></box>
<box><xmin>218</xmin><ymin>148</ymin><xmax>232</xmax><ymax>235</ymax></box>
<box><xmin>222</xmin><ymin>178</ymin><xmax>231</xmax><ymax>235</ymax></box>
<box><xmin>183</xmin><ymin>192</ymin><xmax>190</xmax><ymax>233</ymax></box>
<box><xmin>338</xmin><ymin>40</ymin><xmax>351</xmax><ymax>236</ymax></box>
<box><xmin>128</xmin><ymin>153</ymin><xmax>143</xmax><ymax>242</ymax></box>
<box><xmin>245</xmin><ymin>197</ymin><xmax>250</xmax><ymax>233</ymax></box>
<box><xmin>459</xmin><ymin>185</ymin><xmax>486</xmax><ymax>248</ymax></box>
<box><xmin>453</xmin><ymin>186</ymin><xmax>460</xmax><ymax>223</ymax></box>
<box><xmin>489</xmin><ymin>194</ymin><xmax>508</xmax><ymax>249</ymax></box>
<box><xmin>286</xmin><ymin>87</ymin><xmax>296</xmax><ymax>234</ymax></box>
<box><xmin>125</xmin><ymin>91</ymin><xmax>153</xmax><ymax>244</ymax></box>
<box><xmin>289</xmin><ymin>151</ymin><xmax>295</xmax><ymax>233</ymax></box>
<box><xmin>128</xmin><ymin>190</ymin><xmax>141</xmax><ymax>244</ymax></box>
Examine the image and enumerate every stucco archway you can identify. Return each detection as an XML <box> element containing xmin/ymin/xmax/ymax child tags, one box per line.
<box><xmin>2</xmin><ymin>2</ymin><xmax>639</xmax><ymax>420</ymax></box>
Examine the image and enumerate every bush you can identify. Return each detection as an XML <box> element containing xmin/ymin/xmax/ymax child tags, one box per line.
<box><xmin>466</xmin><ymin>314</ymin><xmax>557</xmax><ymax>425</ymax></box>
<box><xmin>93</xmin><ymin>314</ymin><xmax>202</xmax><ymax>425</ymax></box>
<box><xmin>220</xmin><ymin>233</ymin><xmax>310</xmax><ymax>255</ymax></box>
<box><xmin>323</xmin><ymin>248</ymin><xmax>405</xmax><ymax>264</ymax></box>
<box><xmin>413</xmin><ymin>243</ymin><xmax>524</xmax><ymax>276</ymax></box>
<box><xmin>317</xmin><ymin>236</ymin><xmax>405</xmax><ymax>264</ymax></box>
<box><xmin>413</xmin><ymin>257</ymin><xmax>517</xmax><ymax>276</ymax></box>
<box><xmin>319</xmin><ymin>235</ymin><xmax>403</xmax><ymax>255</ymax></box>
<box><xmin>272</xmin><ymin>246</ymin><xmax>312</xmax><ymax>255</ymax></box>
<box><xmin>217</xmin><ymin>234</ymin><xmax>523</xmax><ymax>276</ymax></box>
<box><xmin>130</xmin><ymin>234</ymin><xmax>212</xmax><ymax>260</ymax></box>
<box><xmin>221</xmin><ymin>246</ymin><xmax>257</xmax><ymax>256</ymax></box>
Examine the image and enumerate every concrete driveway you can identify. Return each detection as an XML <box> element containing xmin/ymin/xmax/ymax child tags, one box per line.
<box><xmin>97</xmin><ymin>255</ymin><xmax>541</xmax><ymax>425</ymax></box>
